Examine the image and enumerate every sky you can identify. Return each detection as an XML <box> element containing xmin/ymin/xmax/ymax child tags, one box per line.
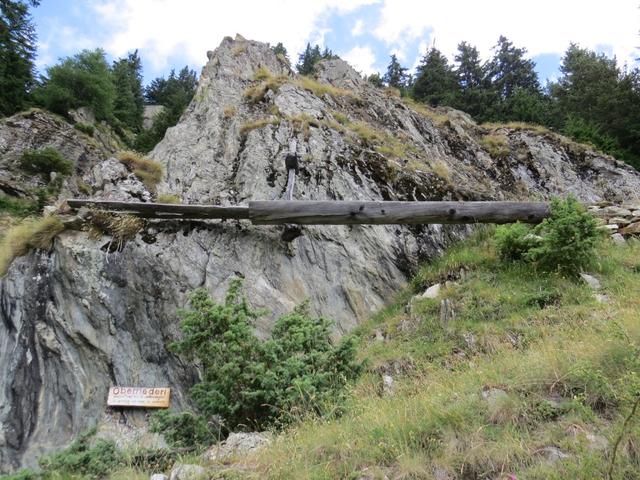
<box><xmin>31</xmin><ymin>0</ymin><xmax>640</xmax><ymax>86</ymax></box>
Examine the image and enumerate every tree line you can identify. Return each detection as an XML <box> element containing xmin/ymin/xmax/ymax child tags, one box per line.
<box><xmin>0</xmin><ymin>0</ymin><xmax>197</xmax><ymax>152</ymax></box>
<box><xmin>370</xmin><ymin>37</ymin><xmax>640</xmax><ymax>169</ymax></box>
<box><xmin>2</xmin><ymin>0</ymin><xmax>639</xmax><ymax>167</ymax></box>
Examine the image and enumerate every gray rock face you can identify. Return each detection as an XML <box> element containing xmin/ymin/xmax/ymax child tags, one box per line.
<box><xmin>2</xmin><ymin>35</ymin><xmax>640</xmax><ymax>473</ymax></box>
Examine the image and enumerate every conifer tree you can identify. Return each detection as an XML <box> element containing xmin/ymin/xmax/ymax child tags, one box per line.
<box><xmin>112</xmin><ymin>50</ymin><xmax>144</xmax><ymax>131</ymax></box>
<box><xmin>0</xmin><ymin>0</ymin><xmax>40</xmax><ymax>116</ymax></box>
<box><xmin>412</xmin><ymin>48</ymin><xmax>457</xmax><ymax>106</ymax></box>
<box><xmin>382</xmin><ymin>54</ymin><xmax>408</xmax><ymax>89</ymax></box>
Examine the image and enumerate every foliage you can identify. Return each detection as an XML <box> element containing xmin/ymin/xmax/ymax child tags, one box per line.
<box><xmin>383</xmin><ymin>54</ymin><xmax>409</xmax><ymax>89</ymax></box>
<box><xmin>34</xmin><ymin>49</ymin><xmax>116</xmax><ymax>121</ymax></box>
<box><xmin>150</xmin><ymin>411</ymin><xmax>220</xmax><ymax>450</ymax></box>
<box><xmin>526</xmin><ymin>196</ymin><xmax>602</xmax><ymax>274</ymax></box>
<box><xmin>493</xmin><ymin>196</ymin><xmax>601</xmax><ymax>274</ymax></box>
<box><xmin>0</xmin><ymin>215</ymin><xmax>64</xmax><ymax>276</ymax></box>
<box><xmin>38</xmin><ymin>430</ymin><xmax>122</xmax><ymax>478</ymax></box>
<box><xmin>73</xmin><ymin>122</ymin><xmax>94</xmax><ymax>136</ymax></box>
<box><xmin>0</xmin><ymin>195</ymin><xmax>38</xmax><ymax>217</ymax></box>
<box><xmin>0</xmin><ymin>0</ymin><xmax>39</xmax><ymax>116</ymax></box>
<box><xmin>494</xmin><ymin>222</ymin><xmax>539</xmax><ymax>260</ymax></box>
<box><xmin>112</xmin><ymin>50</ymin><xmax>144</xmax><ymax>131</ymax></box>
<box><xmin>19</xmin><ymin>147</ymin><xmax>73</xmax><ymax>176</ymax></box>
<box><xmin>271</xmin><ymin>42</ymin><xmax>288</xmax><ymax>59</ymax></box>
<box><xmin>413</xmin><ymin>47</ymin><xmax>457</xmax><ymax>106</ymax></box>
<box><xmin>296</xmin><ymin>43</ymin><xmax>338</xmax><ymax>75</ymax></box>
<box><xmin>168</xmin><ymin>280</ymin><xmax>361</xmax><ymax>432</ymax></box>
<box><xmin>117</xmin><ymin>150</ymin><xmax>164</xmax><ymax>192</ymax></box>
<box><xmin>246</xmin><ymin>231</ymin><xmax>640</xmax><ymax>479</ymax></box>
<box><xmin>135</xmin><ymin>66</ymin><xmax>197</xmax><ymax>152</ymax></box>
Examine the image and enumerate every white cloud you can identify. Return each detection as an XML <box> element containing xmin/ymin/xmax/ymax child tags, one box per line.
<box><xmin>351</xmin><ymin>19</ymin><xmax>364</xmax><ymax>36</ymax></box>
<box><xmin>373</xmin><ymin>0</ymin><xmax>640</xmax><ymax>68</ymax></box>
<box><xmin>342</xmin><ymin>45</ymin><xmax>377</xmax><ymax>74</ymax></box>
<box><xmin>91</xmin><ymin>0</ymin><xmax>378</xmax><ymax>71</ymax></box>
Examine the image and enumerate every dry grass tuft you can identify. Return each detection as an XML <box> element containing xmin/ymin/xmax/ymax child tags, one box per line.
<box><xmin>0</xmin><ymin>216</ymin><xmax>65</xmax><ymax>276</ymax></box>
<box><xmin>117</xmin><ymin>151</ymin><xmax>164</xmax><ymax>193</ymax></box>
<box><xmin>243</xmin><ymin>68</ymin><xmax>289</xmax><ymax>104</ymax></box>
<box><xmin>483</xmin><ymin>121</ymin><xmax>551</xmax><ymax>136</ymax></box>
<box><xmin>295</xmin><ymin>76</ymin><xmax>359</xmax><ymax>102</ymax></box>
<box><xmin>480</xmin><ymin>134</ymin><xmax>511</xmax><ymax>159</ymax></box>
<box><xmin>88</xmin><ymin>209</ymin><xmax>145</xmax><ymax>250</ymax></box>
<box><xmin>240</xmin><ymin>117</ymin><xmax>281</xmax><ymax>136</ymax></box>
<box><xmin>223</xmin><ymin>105</ymin><xmax>236</xmax><ymax>119</ymax></box>
<box><xmin>403</xmin><ymin>98</ymin><xmax>451</xmax><ymax>126</ymax></box>
<box><xmin>430</xmin><ymin>160</ymin><xmax>452</xmax><ymax>182</ymax></box>
<box><xmin>156</xmin><ymin>194</ymin><xmax>181</xmax><ymax>204</ymax></box>
<box><xmin>232</xmin><ymin>43</ymin><xmax>247</xmax><ymax>56</ymax></box>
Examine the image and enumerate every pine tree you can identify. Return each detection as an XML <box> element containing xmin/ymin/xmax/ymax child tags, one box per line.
<box><xmin>296</xmin><ymin>43</ymin><xmax>338</xmax><ymax>75</ymax></box>
<box><xmin>34</xmin><ymin>49</ymin><xmax>116</xmax><ymax>121</ymax></box>
<box><xmin>272</xmin><ymin>42</ymin><xmax>288</xmax><ymax>60</ymax></box>
<box><xmin>0</xmin><ymin>0</ymin><xmax>40</xmax><ymax>116</ymax></box>
<box><xmin>487</xmin><ymin>36</ymin><xmax>540</xmax><ymax>99</ymax></box>
<box><xmin>382</xmin><ymin>54</ymin><xmax>408</xmax><ymax>89</ymax></box>
<box><xmin>112</xmin><ymin>50</ymin><xmax>144</xmax><ymax>131</ymax></box>
<box><xmin>452</xmin><ymin>41</ymin><xmax>492</xmax><ymax>119</ymax></box>
<box><xmin>412</xmin><ymin>48</ymin><xmax>457</xmax><ymax>106</ymax></box>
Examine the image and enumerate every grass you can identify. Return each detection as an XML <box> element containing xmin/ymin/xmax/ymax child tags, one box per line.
<box><xmin>241</xmin><ymin>232</ymin><xmax>640</xmax><ymax>479</ymax></box>
<box><xmin>117</xmin><ymin>151</ymin><xmax>164</xmax><ymax>193</ymax></box>
<box><xmin>223</xmin><ymin>105</ymin><xmax>236</xmax><ymax>118</ymax></box>
<box><xmin>243</xmin><ymin>68</ymin><xmax>289</xmax><ymax>103</ymax></box>
<box><xmin>0</xmin><ymin>196</ymin><xmax>39</xmax><ymax>217</ymax></box>
<box><xmin>239</xmin><ymin>117</ymin><xmax>281</xmax><ymax>136</ymax></box>
<box><xmin>8</xmin><ymin>232</ymin><xmax>640</xmax><ymax>479</ymax></box>
<box><xmin>0</xmin><ymin>216</ymin><xmax>65</xmax><ymax>276</ymax></box>
<box><xmin>403</xmin><ymin>98</ymin><xmax>451</xmax><ymax>127</ymax></box>
<box><xmin>87</xmin><ymin>209</ymin><xmax>145</xmax><ymax>249</ymax></box>
<box><xmin>294</xmin><ymin>76</ymin><xmax>359</xmax><ymax>102</ymax></box>
<box><xmin>480</xmin><ymin>133</ymin><xmax>511</xmax><ymax>159</ymax></box>
<box><xmin>483</xmin><ymin>121</ymin><xmax>552</xmax><ymax>136</ymax></box>
<box><xmin>157</xmin><ymin>194</ymin><xmax>181</xmax><ymax>204</ymax></box>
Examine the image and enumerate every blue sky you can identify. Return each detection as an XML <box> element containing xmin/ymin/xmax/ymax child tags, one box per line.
<box><xmin>31</xmin><ymin>0</ymin><xmax>639</xmax><ymax>86</ymax></box>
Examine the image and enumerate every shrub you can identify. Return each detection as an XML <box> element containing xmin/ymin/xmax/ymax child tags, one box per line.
<box><xmin>150</xmin><ymin>411</ymin><xmax>219</xmax><ymax>450</ymax></box>
<box><xmin>38</xmin><ymin>430</ymin><xmax>122</xmax><ymax>478</ymax></box>
<box><xmin>493</xmin><ymin>196</ymin><xmax>602</xmax><ymax>273</ymax></box>
<box><xmin>74</xmin><ymin>122</ymin><xmax>95</xmax><ymax>136</ymax></box>
<box><xmin>526</xmin><ymin>195</ymin><xmax>602</xmax><ymax>274</ymax></box>
<box><xmin>117</xmin><ymin>151</ymin><xmax>164</xmax><ymax>192</ymax></box>
<box><xmin>494</xmin><ymin>222</ymin><xmax>539</xmax><ymax>260</ymax></box>
<box><xmin>168</xmin><ymin>280</ymin><xmax>361</xmax><ymax>434</ymax></box>
<box><xmin>0</xmin><ymin>196</ymin><xmax>39</xmax><ymax>217</ymax></box>
<box><xmin>0</xmin><ymin>216</ymin><xmax>65</xmax><ymax>276</ymax></box>
<box><xmin>19</xmin><ymin>148</ymin><xmax>73</xmax><ymax>176</ymax></box>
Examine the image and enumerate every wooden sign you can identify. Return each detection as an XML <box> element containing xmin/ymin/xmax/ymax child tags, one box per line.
<box><xmin>107</xmin><ymin>387</ymin><xmax>170</xmax><ymax>408</ymax></box>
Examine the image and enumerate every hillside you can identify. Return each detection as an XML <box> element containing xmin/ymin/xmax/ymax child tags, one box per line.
<box><xmin>1</xmin><ymin>34</ymin><xmax>640</xmax><ymax>475</ymax></box>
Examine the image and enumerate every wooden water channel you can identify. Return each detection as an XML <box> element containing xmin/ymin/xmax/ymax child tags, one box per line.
<box><xmin>66</xmin><ymin>199</ymin><xmax>551</xmax><ymax>225</ymax></box>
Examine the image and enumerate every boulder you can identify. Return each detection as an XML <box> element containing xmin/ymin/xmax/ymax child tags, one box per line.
<box><xmin>421</xmin><ymin>283</ymin><xmax>441</xmax><ymax>299</ymax></box>
<box><xmin>622</xmin><ymin>222</ymin><xmax>640</xmax><ymax>235</ymax></box>
<box><xmin>580</xmin><ymin>273</ymin><xmax>602</xmax><ymax>290</ymax></box>
<box><xmin>537</xmin><ymin>446</ymin><xmax>570</xmax><ymax>465</ymax></box>
<box><xmin>610</xmin><ymin>233</ymin><xmax>626</xmax><ymax>246</ymax></box>
<box><xmin>169</xmin><ymin>464</ymin><xmax>206</xmax><ymax>480</ymax></box>
<box><xmin>150</xmin><ymin>475</ymin><xmax>169</xmax><ymax>480</ymax></box>
<box><xmin>204</xmin><ymin>432</ymin><xmax>271</xmax><ymax>462</ymax></box>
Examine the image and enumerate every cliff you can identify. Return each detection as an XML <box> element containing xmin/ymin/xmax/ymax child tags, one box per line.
<box><xmin>1</xmin><ymin>34</ymin><xmax>640</xmax><ymax>473</ymax></box>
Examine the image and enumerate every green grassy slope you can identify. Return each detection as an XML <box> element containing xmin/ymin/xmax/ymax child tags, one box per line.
<box><xmin>245</xmin><ymin>230</ymin><xmax>640</xmax><ymax>479</ymax></box>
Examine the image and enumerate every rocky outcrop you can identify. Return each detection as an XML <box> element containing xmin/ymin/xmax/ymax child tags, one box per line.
<box><xmin>2</xmin><ymin>34</ymin><xmax>640</xmax><ymax>472</ymax></box>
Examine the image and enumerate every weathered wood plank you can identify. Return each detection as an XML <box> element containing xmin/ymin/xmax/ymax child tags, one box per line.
<box><xmin>66</xmin><ymin>199</ymin><xmax>250</xmax><ymax>219</ymax></box>
<box><xmin>67</xmin><ymin>199</ymin><xmax>551</xmax><ymax>224</ymax></box>
<box><xmin>248</xmin><ymin>201</ymin><xmax>550</xmax><ymax>225</ymax></box>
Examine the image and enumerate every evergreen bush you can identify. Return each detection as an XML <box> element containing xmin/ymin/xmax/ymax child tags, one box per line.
<box><xmin>163</xmin><ymin>279</ymin><xmax>361</xmax><ymax>439</ymax></box>
<box><xmin>493</xmin><ymin>196</ymin><xmax>601</xmax><ymax>274</ymax></box>
<box><xmin>19</xmin><ymin>148</ymin><xmax>73</xmax><ymax>176</ymax></box>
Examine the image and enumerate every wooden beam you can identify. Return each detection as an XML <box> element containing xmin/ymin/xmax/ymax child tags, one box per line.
<box><xmin>66</xmin><ymin>199</ymin><xmax>551</xmax><ymax>225</ymax></box>
<box><xmin>248</xmin><ymin>201</ymin><xmax>550</xmax><ymax>225</ymax></box>
<box><xmin>66</xmin><ymin>199</ymin><xmax>250</xmax><ymax>220</ymax></box>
